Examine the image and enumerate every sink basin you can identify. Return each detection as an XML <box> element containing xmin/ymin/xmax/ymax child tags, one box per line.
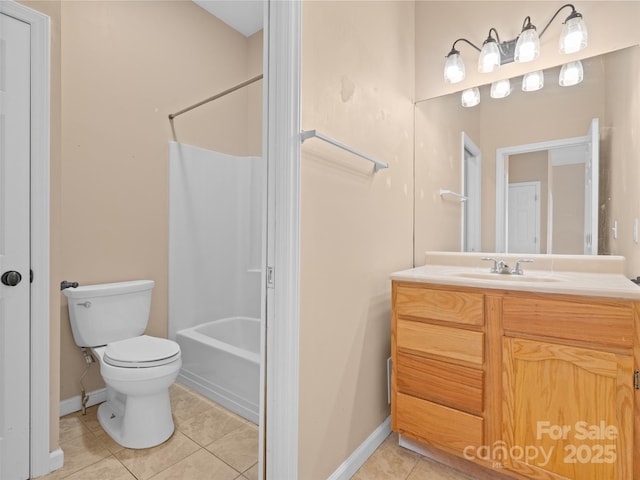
<box><xmin>454</xmin><ymin>272</ymin><xmax>563</xmax><ymax>283</ymax></box>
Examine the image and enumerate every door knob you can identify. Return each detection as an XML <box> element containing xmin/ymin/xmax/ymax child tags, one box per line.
<box><xmin>1</xmin><ymin>271</ymin><xmax>22</xmax><ymax>287</ymax></box>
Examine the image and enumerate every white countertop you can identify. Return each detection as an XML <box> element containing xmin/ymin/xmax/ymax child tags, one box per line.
<box><xmin>391</xmin><ymin>252</ymin><xmax>640</xmax><ymax>300</ymax></box>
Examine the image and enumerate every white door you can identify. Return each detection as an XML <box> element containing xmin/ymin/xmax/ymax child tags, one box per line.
<box><xmin>0</xmin><ymin>12</ymin><xmax>31</xmax><ymax>480</ymax></box>
<box><xmin>508</xmin><ymin>182</ymin><xmax>540</xmax><ymax>254</ymax></box>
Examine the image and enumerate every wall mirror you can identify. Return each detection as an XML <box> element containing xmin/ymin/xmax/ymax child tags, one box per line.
<box><xmin>415</xmin><ymin>45</ymin><xmax>639</xmax><ymax>257</ymax></box>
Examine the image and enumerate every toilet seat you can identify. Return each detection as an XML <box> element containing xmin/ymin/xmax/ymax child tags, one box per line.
<box><xmin>104</xmin><ymin>335</ymin><xmax>180</xmax><ymax>368</ymax></box>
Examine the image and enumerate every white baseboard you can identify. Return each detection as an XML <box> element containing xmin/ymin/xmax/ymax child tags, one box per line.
<box><xmin>59</xmin><ymin>388</ymin><xmax>107</xmax><ymax>417</ymax></box>
<box><xmin>48</xmin><ymin>448</ymin><xmax>64</xmax><ymax>473</ymax></box>
<box><xmin>327</xmin><ymin>416</ymin><xmax>391</xmax><ymax>480</ymax></box>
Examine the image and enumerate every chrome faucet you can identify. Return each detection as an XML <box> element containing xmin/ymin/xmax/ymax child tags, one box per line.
<box><xmin>512</xmin><ymin>258</ymin><xmax>534</xmax><ymax>275</ymax></box>
<box><xmin>481</xmin><ymin>257</ymin><xmax>509</xmax><ymax>273</ymax></box>
<box><xmin>481</xmin><ymin>257</ymin><xmax>534</xmax><ymax>275</ymax></box>
<box><xmin>496</xmin><ymin>260</ymin><xmax>512</xmax><ymax>274</ymax></box>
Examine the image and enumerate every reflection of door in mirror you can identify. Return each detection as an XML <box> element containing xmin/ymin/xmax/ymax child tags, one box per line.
<box><xmin>508</xmin><ymin>181</ymin><xmax>541</xmax><ymax>254</ymax></box>
<box><xmin>497</xmin><ymin>118</ymin><xmax>599</xmax><ymax>254</ymax></box>
<box><xmin>462</xmin><ymin>133</ymin><xmax>481</xmax><ymax>252</ymax></box>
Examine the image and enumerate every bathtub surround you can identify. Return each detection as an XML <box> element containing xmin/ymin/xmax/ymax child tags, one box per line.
<box><xmin>168</xmin><ymin>141</ymin><xmax>263</xmax><ymax>422</ymax></box>
<box><xmin>168</xmin><ymin>141</ymin><xmax>263</xmax><ymax>331</ymax></box>
<box><xmin>177</xmin><ymin>318</ymin><xmax>260</xmax><ymax>423</ymax></box>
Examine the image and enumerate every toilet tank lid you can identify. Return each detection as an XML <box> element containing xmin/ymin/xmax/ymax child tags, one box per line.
<box><xmin>63</xmin><ymin>280</ymin><xmax>155</xmax><ymax>299</ymax></box>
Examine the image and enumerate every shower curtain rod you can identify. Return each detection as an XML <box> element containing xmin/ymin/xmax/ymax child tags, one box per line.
<box><xmin>168</xmin><ymin>74</ymin><xmax>263</xmax><ymax>120</ymax></box>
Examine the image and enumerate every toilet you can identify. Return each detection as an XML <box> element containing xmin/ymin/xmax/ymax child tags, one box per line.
<box><xmin>63</xmin><ymin>280</ymin><xmax>181</xmax><ymax>449</ymax></box>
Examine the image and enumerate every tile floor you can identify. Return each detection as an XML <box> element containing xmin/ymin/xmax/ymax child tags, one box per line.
<box><xmin>38</xmin><ymin>383</ymin><xmax>259</xmax><ymax>480</ymax></box>
<box><xmin>38</xmin><ymin>382</ymin><xmax>473</xmax><ymax>480</ymax></box>
<box><xmin>352</xmin><ymin>433</ymin><xmax>473</xmax><ymax>480</ymax></box>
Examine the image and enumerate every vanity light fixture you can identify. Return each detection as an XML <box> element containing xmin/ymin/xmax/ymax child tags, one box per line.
<box><xmin>443</xmin><ymin>3</ymin><xmax>587</xmax><ymax>84</ymax></box>
<box><xmin>522</xmin><ymin>70</ymin><xmax>544</xmax><ymax>91</ymax></box>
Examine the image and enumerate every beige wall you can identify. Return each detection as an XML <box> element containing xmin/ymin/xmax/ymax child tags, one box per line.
<box><xmin>551</xmin><ymin>163</ymin><xmax>585</xmax><ymax>254</ymax></box>
<box><xmin>603</xmin><ymin>46</ymin><xmax>640</xmax><ymax>275</ymax></box>
<box><xmin>299</xmin><ymin>1</ymin><xmax>414</xmax><ymax>478</ymax></box>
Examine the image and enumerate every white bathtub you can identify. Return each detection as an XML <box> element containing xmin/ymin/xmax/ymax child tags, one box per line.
<box><xmin>175</xmin><ymin>317</ymin><xmax>260</xmax><ymax>424</ymax></box>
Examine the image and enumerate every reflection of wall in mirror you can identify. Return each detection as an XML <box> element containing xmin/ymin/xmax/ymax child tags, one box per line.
<box><xmin>552</xmin><ymin>163</ymin><xmax>585</xmax><ymax>254</ymax></box>
<box><xmin>603</xmin><ymin>47</ymin><xmax>640</xmax><ymax>275</ymax></box>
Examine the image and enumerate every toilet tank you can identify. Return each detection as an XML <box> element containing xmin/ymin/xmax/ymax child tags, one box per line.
<box><xmin>63</xmin><ymin>280</ymin><xmax>155</xmax><ymax>347</ymax></box>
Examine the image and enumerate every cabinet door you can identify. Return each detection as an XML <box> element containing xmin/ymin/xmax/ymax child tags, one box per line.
<box><xmin>502</xmin><ymin>337</ymin><xmax>633</xmax><ymax>480</ymax></box>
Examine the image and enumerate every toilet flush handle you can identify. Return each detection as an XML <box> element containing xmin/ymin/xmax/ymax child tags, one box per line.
<box><xmin>77</xmin><ymin>301</ymin><xmax>92</xmax><ymax>308</ymax></box>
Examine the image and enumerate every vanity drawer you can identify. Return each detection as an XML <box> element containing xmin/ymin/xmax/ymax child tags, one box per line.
<box><xmin>396</xmin><ymin>352</ymin><xmax>483</xmax><ymax>415</ymax></box>
<box><xmin>396</xmin><ymin>318</ymin><xmax>484</xmax><ymax>366</ymax></box>
<box><xmin>395</xmin><ymin>392</ymin><xmax>483</xmax><ymax>454</ymax></box>
<box><xmin>502</xmin><ymin>295</ymin><xmax>634</xmax><ymax>349</ymax></box>
<box><xmin>395</xmin><ymin>284</ymin><xmax>484</xmax><ymax>326</ymax></box>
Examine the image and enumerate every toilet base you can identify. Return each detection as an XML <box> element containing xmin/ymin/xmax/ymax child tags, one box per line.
<box><xmin>97</xmin><ymin>391</ymin><xmax>175</xmax><ymax>449</ymax></box>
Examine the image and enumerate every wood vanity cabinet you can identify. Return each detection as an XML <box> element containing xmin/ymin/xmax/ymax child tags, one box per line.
<box><xmin>391</xmin><ymin>281</ymin><xmax>640</xmax><ymax>480</ymax></box>
<box><xmin>391</xmin><ymin>282</ymin><xmax>485</xmax><ymax>455</ymax></box>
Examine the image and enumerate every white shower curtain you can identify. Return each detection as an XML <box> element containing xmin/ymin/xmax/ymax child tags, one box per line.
<box><xmin>168</xmin><ymin>141</ymin><xmax>263</xmax><ymax>339</ymax></box>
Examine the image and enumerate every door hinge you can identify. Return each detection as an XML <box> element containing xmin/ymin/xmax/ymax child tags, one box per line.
<box><xmin>634</xmin><ymin>370</ymin><xmax>640</xmax><ymax>390</ymax></box>
<box><xmin>266</xmin><ymin>266</ymin><xmax>275</xmax><ymax>289</ymax></box>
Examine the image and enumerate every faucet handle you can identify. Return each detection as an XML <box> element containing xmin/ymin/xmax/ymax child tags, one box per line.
<box><xmin>481</xmin><ymin>257</ymin><xmax>498</xmax><ymax>273</ymax></box>
<box><xmin>513</xmin><ymin>258</ymin><xmax>534</xmax><ymax>275</ymax></box>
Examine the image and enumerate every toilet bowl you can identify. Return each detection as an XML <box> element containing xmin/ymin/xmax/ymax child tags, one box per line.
<box><xmin>92</xmin><ymin>336</ymin><xmax>181</xmax><ymax>448</ymax></box>
<box><xmin>63</xmin><ymin>280</ymin><xmax>182</xmax><ymax>449</ymax></box>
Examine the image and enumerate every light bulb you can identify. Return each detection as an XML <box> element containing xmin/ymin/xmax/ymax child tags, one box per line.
<box><xmin>444</xmin><ymin>51</ymin><xmax>465</xmax><ymax>84</ymax></box>
<box><xmin>490</xmin><ymin>79</ymin><xmax>512</xmax><ymax>98</ymax></box>
<box><xmin>515</xmin><ymin>26</ymin><xmax>540</xmax><ymax>63</ymax></box>
<box><xmin>560</xmin><ymin>14</ymin><xmax>588</xmax><ymax>54</ymax></box>
<box><xmin>522</xmin><ymin>70</ymin><xmax>544</xmax><ymax>92</ymax></box>
<box><xmin>478</xmin><ymin>39</ymin><xmax>500</xmax><ymax>73</ymax></box>
<box><xmin>461</xmin><ymin>87</ymin><xmax>480</xmax><ymax>107</ymax></box>
<box><xmin>559</xmin><ymin>61</ymin><xmax>584</xmax><ymax>86</ymax></box>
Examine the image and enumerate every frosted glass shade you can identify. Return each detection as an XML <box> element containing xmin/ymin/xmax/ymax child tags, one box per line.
<box><xmin>560</xmin><ymin>15</ymin><xmax>588</xmax><ymax>54</ymax></box>
<box><xmin>559</xmin><ymin>61</ymin><xmax>584</xmax><ymax>86</ymax></box>
<box><xmin>514</xmin><ymin>27</ymin><xmax>540</xmax><ymax>63</ymax></box>
<box><xmin>490</xmin><ymin>79</ymin><xmax>511</xmax><ymax>98</ymax></box>
<box><xmin>478</xmin><ymin>40</ymin><xmax>500</xmax><ymax>73</ymax></box>
<box><xmin>444</xmin><ymin>52</ymin><xmax>466</xmax><ymax>84</ymax></box>
<box><xmin>522</xmin><ymin>70</ymin><xmax>544</xmax><ymax>91</ymax></box>
<box><xmin>461</xmin><ymin>87</ymin><xmax>480</xmax><ymax>107</ymax></box>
